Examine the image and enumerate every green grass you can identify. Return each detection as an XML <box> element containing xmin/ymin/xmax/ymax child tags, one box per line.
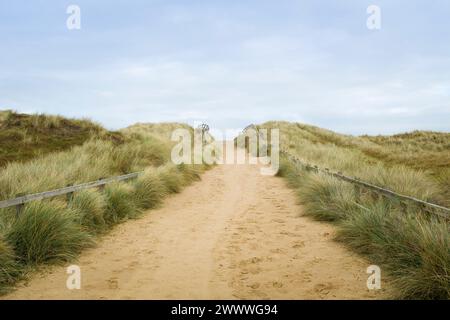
<box><xmin>104</xmin><ymin>182</ymin><xmax>139</xmax><ymax>224</ymax></box>
<box><xmin>157</xmin><ymin>164</ymin><xmax>185</xmax><ymax>194</ymax></box>
<box><xmin>0</xmin><ymin>110</ymin><xmax>124</xmax><ymax>168</ymax></box>
<box><xmin>133</xmin><ymin>168</ymin><xmax>167</xmax><ymax>210</ymax></box>
<box><xmin>0</xmin><ymin>236</ymin><xmax>21</xmax><ymax>294</ymax></box>
<box><xmin>6</xmin><ymin>201</ymin><xmax>94</xmax><ymax>265</ymax></box>
<box><xmin>336</xmin><ymin>202</ymin><xmax>449</xmax><ymax>299</ymax></box>
<box><xmin>69</xmin><ymin>189</ymin><xmax>107</xmax><ymax>233</ymax></box>
<box><xmin>0</xmin><ymin>115</ymin><xmax>212</xmax><ymax>294</ymax></box>
<box><xmin>258</xmin><ymin>121</ymin><xmax>449</xmax><ymax>299</ymax></box>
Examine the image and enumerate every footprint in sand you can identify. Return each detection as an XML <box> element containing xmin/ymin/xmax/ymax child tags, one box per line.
<box><xmin>314</xmin><ymin>282</ymin><xmax>335</xmax><ymax>295</ymax></box>
<box><xmin>107</xmin><ymin>278</ymin><xmax>119</xmax><ymax>289</ymax></box>
<box><xmin>272</xmin><ymin>281</ymin><xmax>283</xmax><ymax>288</ymax></box>
<box><xmin>248</xmin><ymin>283</ymin><xmax>260</xmax><ymax>289</ymax></box>
<box><xmin>292</xmin><ymin>240</ymin><xmax>305</xmax><ymax>248</ymax></box>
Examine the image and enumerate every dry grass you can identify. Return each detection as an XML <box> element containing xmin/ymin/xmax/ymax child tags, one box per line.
<box><xmin>0</xmin><ymin>116</ymin><xmax>211</xmax><ymax>294</ymax></box>
<box><xmin>0</xmin><ymin>110</ymin><xmax>124</xmax><ymax>168</ymax></box>
<box><xmin>262</xmin><ymin>121</ymin><xmax>449</xmax><ymax>299</ymax></box>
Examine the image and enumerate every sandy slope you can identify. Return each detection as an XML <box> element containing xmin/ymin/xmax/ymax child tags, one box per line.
<box><xmin>3</xmin><ymin>158</ymin><xmax>388</xmax><ymax>299</ymax></box>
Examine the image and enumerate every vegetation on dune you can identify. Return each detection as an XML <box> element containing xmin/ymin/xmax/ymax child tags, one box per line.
<box><xmin>104</xmin><ymin>182</ymin><xmax>139</xmax><ymax>224</ymax></box>
<box><xmin>6</xmin><ymin>201</ymin><xmax>94</xmax><ymax>265</ymax></box>
<box><xmin>69</xmin><ymin>189</ymin><xmax>107</xmax><ymax>233</ymax></box>
<box><xmin>124</xmin><ymin>122</ymin><xmax>194</xmax><ymax>141</ymax></box>
<box><xmin>263</xmin><ymin>121</ymin><xmax>449</xmax><ymax>299</ymax></box>
<box><xmin>336</xmin><ymin>202</ymin><xmax>449</xmax><ymax>299</ymax></box>
<box><xmin>0</xmin><ymin>114</ymin><xmax>211</xmax><ymax>294</ymax></box>
<box><xmin>133</xmin><ymin>168</ymin><xmax>167</xmax><ymax>210</ymax></box>
<box><xmin>0</xmin><ymin>236</ymin><xmax>20</xmax><ymax>294</ymax></box>
<box><xmin>0</xmin><ymin>110</ymin><xmax>124</xmax><ymax>168</ymax></box>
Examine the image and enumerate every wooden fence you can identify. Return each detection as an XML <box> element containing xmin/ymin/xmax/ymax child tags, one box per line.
<box><xmin>0</xmin><ymin>172</ymin><xmax>143</xmax><ymax>216</ymax></box>
<box><xmin>280</xmin><ymin>150</ymin><xmax>450</xmax><ymax>220</ymax></box>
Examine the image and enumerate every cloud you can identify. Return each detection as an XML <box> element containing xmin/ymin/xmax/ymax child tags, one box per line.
<box><xmin>0</xmin><ymin>1</ymin><xmax>448</xmax><ymax>134</ymax></box>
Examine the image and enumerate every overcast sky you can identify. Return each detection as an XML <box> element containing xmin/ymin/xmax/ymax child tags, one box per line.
<box><xmin>0</xmin><ymin>0</ymin><xmax>449</xmax><ymax>135</ymax></box>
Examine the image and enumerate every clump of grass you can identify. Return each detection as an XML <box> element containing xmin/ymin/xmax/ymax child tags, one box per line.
<box><xmin>276</xmin><ymin>157</ymin><xmax>307</xmax><ymax>188</ymax></box>
<box><xmin>6</xmin><ymin>201</ymin><xmax>93</xmax><ymax>265</ymax></box>
<box><xmin>297</xmin><ymin>174</ymin><xmax>358</xmax><ymax>222</ymax></box>
<box><xmin>0</xmin><ymin>110</ymin><xmax>14</xmax><ymax>123</ymax></box>
<box><xmin>157</xmin><ymin>164</ymin><xmax>184</xmax><ymax>194</ymax></box>
<box><xmin>0</xmin><ymin>110</ymin><xmax>109</xmax><ymax>168</ymax></box>
<box><xmin>0</xmin><ymin>119</ymin><xmax>211</xmax><ymax>294</ymax></box>
<box><xmin>258</xmin><ymin>121</ymin><xmax>449</xmax><ymax>299</ymax></box>
<box><xmin>103</xmin><ymin>183</ymin><xmax>138</xmax><ymax>224</ymax></box>
<box><xmin>336</xmin><ymin>201</ymin><xmax>449</xmax><ymax>299</ymax></box>
<box><xmin>177</xmin><ymin>164</ymin><xmax>202</xmax><ymax>185</ymax></box>
<box><xmin>435</xmin><ymin>168</ymin><xmax>450</xmax><ymax>207</ymax></box>
<box><xmin>0</xmin><ymin>236</ymin><xmax>21</xmax><ymax>294</ymax></box>
<box><xmin>133</xmin><ymin>169</ymin><xmax>166</xmax><ymax>209</ymax></box>
<box><xmin>69</xmin><ymin>189</ymin><xmax>107</xmax><ymax>233</ymax></box>
<box><xmin>359</xmin><ymin>164</ymin><xmax>440</xmax><ymax>202</ymax></box>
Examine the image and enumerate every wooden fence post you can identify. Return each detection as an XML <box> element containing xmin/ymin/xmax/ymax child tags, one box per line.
<box><xmin>66</xmin><ymin>184</ymin><xmax>74</xmax><ymax>203</ymax></box>
<box><xmin>354</xmin><ymin>185</ymin><xmax>361</xmax><ymax>201</ymax></box>
<box><xmin>98</xmin><ymin>178</ymin><xmax>106</xmax><ymax>192</ymax></box>
<box><xmin>400</xmin><ymin>201</ymin><xmax>408</xmax><ymax>213</ymax></box>
<box><xmin>15</xmin><ymin>193</ymin><xmax>25</xmax><ymax>218</ymax></box>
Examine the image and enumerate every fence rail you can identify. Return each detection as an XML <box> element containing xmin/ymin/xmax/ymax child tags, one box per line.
<box><xmin>0</xmin><ymin>172</ymin><xmax>144</xmax><ymax>214</ymax></box>
<box><xmin>280</xmin><ymin>150</ymin><xmax>450</xmax><ymax>219</ymax></box>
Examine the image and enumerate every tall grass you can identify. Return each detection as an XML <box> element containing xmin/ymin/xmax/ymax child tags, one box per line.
<box><xmin>0</xmin><ymin>236</ymin><xmax>20</xmax><ymax>294</ymax></box>
<box><xmin>104</xmin><ymin>182</ymin><xmax>139</xmax><ymax>224</ymax></box>
<box><xmin>157</xmin><ymin>164</ymin><xmax>185</xmax><ymax>194</ymax></box>
<box><xmin>0</xmin><ymin>120</ymin><xmax>211</xmax><ymax>294</ymax></box>
<box><xmin>69</xmin><ymin>189</ymin><xmax>107</xmax><ymax>233</ymax></box>
<box><xmin>336</xmin><ymin>202</ymin><xmax>449</xmax><ymax>299</ymax></box>
<box><xmin>262</xmin><ymin>121</ymin><xmax>449</xmax><ymax>299</ymax></box>
<box><xmin>0</xmin><ymin>110</ymin><xmax>108</xmax><ymax>167</ymax></box>
<box><xmin>133</xmin><ymin>168</ymin><xmax>167</xmax><ymax>209</ymax></box>
<box><xmin>6</xmin><ymin>201</ymin><xmax>93</xmax><ymax>265</ymax></box>
<box><xmin>0</xmin><ymin>137</ymin><xmax>171</xmax><ymax>201</ymax></box>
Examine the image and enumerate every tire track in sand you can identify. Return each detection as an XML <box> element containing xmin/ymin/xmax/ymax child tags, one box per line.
<box><xmin>3</xmin><ymin>154</ymin><xmax>389</xmax><ymax>299</ymax></box>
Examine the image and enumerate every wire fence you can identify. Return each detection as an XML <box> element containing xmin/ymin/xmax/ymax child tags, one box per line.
<box><xmin>280</xmin><ymin>150</ymin><xmax>450</xmax><ymax>220</ymax></box>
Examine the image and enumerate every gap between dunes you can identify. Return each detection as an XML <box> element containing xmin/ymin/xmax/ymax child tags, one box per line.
<box><xmin>4</xmin><ymin>151</ymin><xmax>389</xmax><ymax>299</ymax></box>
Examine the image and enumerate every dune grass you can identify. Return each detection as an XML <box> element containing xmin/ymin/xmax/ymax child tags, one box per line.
<box><xmin>0</xmin><ymin>118</ymin><xmax>212</xmax><ymax>294</ymax></box>
<box><xmin>69</xmin><ymin>189</ymin><xmax>107</xmax><ymax>233</ymax></box>
<box><xmin>0</xmin><ymin>110</ymin><xmax>124</xmax><ymax>168</ymax></box>
<box><xmin>6</xmin><ymin>201</ymin><xmax>94</xmax><ymax>265</ymax></box>
<box><xmin>133</xmin><ymin>168</ymin><xmax>167</xmax><ymax>210</ymax></box>
<box><xmin>264</xmin><ymin>121</ymin><xmax>449</xmax><ymax>299</ymax></box>
<box><xmin>103</xmin><ymin>182</ymin><xmax>139</xmax><ymax>224</ymax></box>
<box><xmin>0</xmin><ymin>236</ymin><xmax>21</xmax><ymax>294</ymax></box>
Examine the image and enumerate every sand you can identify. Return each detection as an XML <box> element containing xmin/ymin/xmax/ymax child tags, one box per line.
<box><xmin>3</xmin><ymin>158</ymin><xmax>388</xmax><ymax>299</ymax></box>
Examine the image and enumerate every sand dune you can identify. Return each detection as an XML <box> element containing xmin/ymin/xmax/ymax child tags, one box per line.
<box><xmin>4</xmin><ymin>157</ymin><xmax>388</xmax><ymax>299</ymax></box>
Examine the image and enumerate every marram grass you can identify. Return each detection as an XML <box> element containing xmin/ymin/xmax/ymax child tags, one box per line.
<box><xmin>0</xmin><ymin>120</ymin><xmax>210</xmax><ymax>294</ymax></box>
<box><xmin>6</xmin><ymin>201</ymin><xmax>94</xmax><ymax>265</ymax></box>
<box><xmin>133</xmin><ymin>168</ymin><xmax>167</xmax><ymax>210</ymax></box>
<box><xmin>276</xmin><ymin>144</ymin><xmax>450</xmax><ymax>299</ymax></box>
<box><xmin>69</xmin><ymin>189</ymin><xmax>107</xmax><ymax>233</ymax></box>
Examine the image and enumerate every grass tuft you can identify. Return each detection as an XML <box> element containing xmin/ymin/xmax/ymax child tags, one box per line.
<box><xmin>0</xmin><ymin>236</ymin><xmax>21</xmax><ymax>294</ymax></box>
<box><xmin>133</xmin><ymin>169</ymin><xmax>167</xmax><ymax>209</ymax></box>
<box><xmin>157</xmin><ymin>164</ymin><xmax>184</xmax><ymax>193</ymax></box>
<box><xmin>6</xmin><ymin>201</ymin><xmax>93</xmax><ymax>265</ymax></box>
<box><xmin>336</xmin><ymin>201</ymin><xmax>450</xmax><ymax>299</ymax></box>
<box><xmin>297</xmin><ymin>174</ymin><xmax>358</xmax><ymax>222</ymax></box>
<box><xmin>104</xmin><ymin>183</ymin><xmax>138</xmax><ymax>224</ymax></box>
<box><xmin>0</xmin><ymin>118</ymin><xmax>210</xmax><ymax>294</ymax></box>
<box><xmin>258</xmin><ymin>121</ymin><xmax>450</xmax><ymax>299</ymax></box>
<box><xmin>69</xmin><ymin>189</ymin><xmax>107</xmax><ymax>233</ymax></box>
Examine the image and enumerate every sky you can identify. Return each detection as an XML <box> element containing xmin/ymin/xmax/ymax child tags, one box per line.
<box><xmin>0</xmin><ymin>0</ymin><xmax>449</xmax><ymax>135</ymax></box>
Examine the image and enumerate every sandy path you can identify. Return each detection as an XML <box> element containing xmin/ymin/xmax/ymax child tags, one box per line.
<box><xmin>4</xmin><ymin>159</ymin><xmax>388</xmax><ymax>299</ymax></box>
